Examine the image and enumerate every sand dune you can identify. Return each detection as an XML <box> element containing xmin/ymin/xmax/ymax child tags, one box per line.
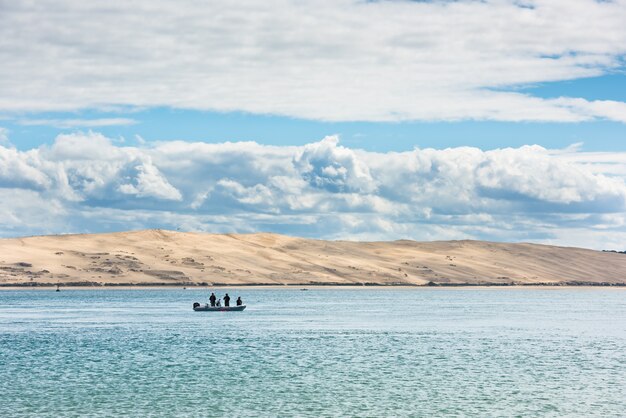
<box><xmin>0</xmin><ymin>229</ymin><xmax>625</xmax><ymax>286</ymax></box>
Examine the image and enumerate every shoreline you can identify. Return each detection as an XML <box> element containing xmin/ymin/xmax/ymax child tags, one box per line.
<box><xmin>2</xmin><ymin>282</ymin><xmax>625</xmax><ymax>290</ymax></box>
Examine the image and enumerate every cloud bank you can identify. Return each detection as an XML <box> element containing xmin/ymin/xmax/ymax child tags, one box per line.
<box><xmin>1</xmin><ymin>0</ymin><xmax>626</xmax><ymax>122</ymax></box>
<box><xmin>1</xmin><ymin>132</ymin><xmax>626</xmax><ymax>249</ymax></box>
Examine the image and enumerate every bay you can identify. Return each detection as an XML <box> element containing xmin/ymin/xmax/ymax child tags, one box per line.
<box><xmin>1</xmin><ymin>288</ymin><xmax>625</xmax><ymax>417</ymax></box>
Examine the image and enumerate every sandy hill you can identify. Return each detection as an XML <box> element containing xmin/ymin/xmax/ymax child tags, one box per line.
<box><xmin>0</xmin><ymin>230</ymin><xmax>625</xmax><ymax>287</ymax></box>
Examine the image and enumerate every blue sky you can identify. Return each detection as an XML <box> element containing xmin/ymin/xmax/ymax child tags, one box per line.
<box><xmin>4</xmin><ymin>73</ymin><xmax>626</xmax><ymax>152</ymax></box>
<box><xmin>1</xmin><ymin>0</ymin><xmax>626</xmax><ymax>248</ymax></box>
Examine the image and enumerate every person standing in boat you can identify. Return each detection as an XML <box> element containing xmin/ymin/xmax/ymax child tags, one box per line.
<box><xmin>224</xmin><ymin>293</ymin><xmax>231</xmax><ymax>307</ymax></box>
<box><xmin>209</xmin><ymin>292</ymin><xmax>217</xmax><ymax>307</ymax></box>
<box><xmin>236</xmin><ymin>296</ymin><xmax>243</xmax><ymax>306</ymax></box>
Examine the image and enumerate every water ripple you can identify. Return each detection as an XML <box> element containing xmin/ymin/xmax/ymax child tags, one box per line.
<box><xmin>1</xmin><ymin>288</ymin><xmax>625</xmax><ymax>417</ymax></box>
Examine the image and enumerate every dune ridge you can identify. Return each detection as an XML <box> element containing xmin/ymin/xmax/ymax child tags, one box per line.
<box><xmin>1</xmin><ymin>229</ymin><xmax>625</xmax><ymax>287</ymax></box>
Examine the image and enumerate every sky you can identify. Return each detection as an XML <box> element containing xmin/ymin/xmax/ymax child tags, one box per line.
<box><xmin>1</xmin><ymin>0</ymin><xmax>626</xmax><ymax>249</ymax></box>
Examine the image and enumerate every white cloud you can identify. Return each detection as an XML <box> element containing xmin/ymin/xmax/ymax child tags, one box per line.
<box><xmin>0</xmin><ymin>188</ymin><xmax>68</xmax><ymax>237</ymax></box>
<box><xmin>0</xmin><ymin>146</ymin><xmax>51</xmax><ymax>190</ymax></box>
<box><xmin>1</xmin><ymin>132</ymin><xmax>626</xmax><ymax>248</ymax></box>
<box><xmin>0</xmin><ymin>0</ymin><xmax>625</xmax><ymax>122</ymax></box>
<box><xmin>475</xmin><ymin>145</ymin><xmax>625</xmax><ymax>206</ymax></box>
<box><xmin>6</xmin><ymin>131</ymin><xmax>184</xmax><ymax>203</ymax></box>
<box><xmin>294</xmin><ymin>136</ymin><xmax>376</xmax><ymax>193</ymax></box>
<box><xmin>118</xmin><ymin>161</ymin><xmax>183</xmax><ymax>201</ymax></box>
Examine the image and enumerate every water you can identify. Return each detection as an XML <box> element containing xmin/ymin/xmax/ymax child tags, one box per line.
<box><xmin>1</xmin><ymin>288</ymin><xmax>625</xmax><ymax>417</ymax></box>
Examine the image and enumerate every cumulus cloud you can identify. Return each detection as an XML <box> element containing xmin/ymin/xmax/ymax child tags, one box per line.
<box><xmin>475</xmin><ymin>146</ymin><xmax>626</xmax><ymax>209</ymax></box>
<box><xmin>1</xmin><ymin>132</ymin><xmax>626</xmax><ymax>248</ymax></box>
<box><xmin>0</xmin><ymin>146</ymin><xmax>51</xmax><ymax>190</ymax></box>
<box><xmin>117</xmin><ymin>161</ymin><xmax>183</xmax><ymax>201</ymax></box>
<box><xmin>4</xmin><ymin>132</ymin><xmax>183</xmax><ymax>205</ymax></box>
<box><xmin>294</xmin><ymin>136</ymin><xmax>376</xmax><ymax>193</ymax></box>
<box><xmin>0</xmin><ymin>0</ymin><xmax>625</xmax><ymax>122</ymax></box>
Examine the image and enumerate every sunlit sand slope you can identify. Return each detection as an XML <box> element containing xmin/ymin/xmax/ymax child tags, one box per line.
<box><xmin>1</xmin><ymin>230</ymin><xmax>625</xmax><ymax>286</ymax></box>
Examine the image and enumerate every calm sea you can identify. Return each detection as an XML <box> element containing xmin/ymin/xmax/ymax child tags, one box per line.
<box><xmin>1</xmin><ymin>288</ymin><xmax>625</xmax><ymax>417</ymax></box>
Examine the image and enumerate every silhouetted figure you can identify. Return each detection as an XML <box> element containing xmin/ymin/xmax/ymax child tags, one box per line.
<box><xmin>216</xmin><ymin>298</ymin><xmax>221</xmax><ymax>307</ymax></box>
<box><xmin>209</xmin><ymin>292</ymin><xmax>216</xmax><ymax>307</ymax></box>
<box><xmin>224</xmin><ymin>293</ymin><xmax>231</xmax><ymax>307</ymax></box>
<box><xmin>236</xmin><ymin>297</ymin><xmax>243</xmax><ymax>306</ymax></box>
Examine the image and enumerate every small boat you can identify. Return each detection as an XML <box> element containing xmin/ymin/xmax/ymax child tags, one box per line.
<box><xmin>193</xmin><ymin>302</ymin><xmax>246</xmax><ymax>312</ymax></box>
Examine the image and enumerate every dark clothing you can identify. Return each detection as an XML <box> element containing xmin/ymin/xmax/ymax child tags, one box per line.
<box><xmin>224</xmin><ymin>294</ymin><xmax>231</xmax><ymax>307</ymax></box>
<box><xmin>209</xmin><ymin>293</ymin><xmax>216</xmax><ymax>307</ymax></box>
<box><xmin>236</xmin><ymin>297</ymin><xmax>243</xmax><ymax>306</ymax></box>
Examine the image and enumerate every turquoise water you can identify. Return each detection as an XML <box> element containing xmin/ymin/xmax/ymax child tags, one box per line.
<box><xmin>1</xmin><ymin>288</ymin><xmax>625</xmax><ymax>417</ymax></box>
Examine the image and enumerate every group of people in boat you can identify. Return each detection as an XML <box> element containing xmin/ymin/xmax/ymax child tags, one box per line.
<box><xmin>209</xmin><ymin>292</ymin><xmax>243</xmax><ymax>307</ymax></box>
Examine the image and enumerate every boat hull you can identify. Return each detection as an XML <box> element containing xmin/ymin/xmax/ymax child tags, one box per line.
<box><xmin>193</xmin><ymin>304</ymin><xmax>246</xmax><ymax>312</ymax></box>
